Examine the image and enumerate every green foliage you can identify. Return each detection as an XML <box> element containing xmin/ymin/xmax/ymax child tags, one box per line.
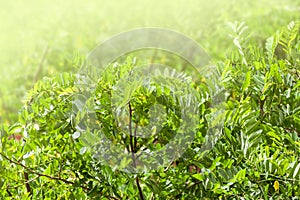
<box><xmin>1</xmin><ymin>0</ymin><xmax>299</xmax><ymax>126</ymax></box>
<box><xmin>0</xmin><ymin>14</ymin><xmax>299</xmax><ymax>200</ymax></box>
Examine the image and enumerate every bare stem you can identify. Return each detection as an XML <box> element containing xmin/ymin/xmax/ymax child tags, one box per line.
<box><xmin>128</xmin><ymin>102</ymin><xmax>144</xmax><ymax>200</ymax></box>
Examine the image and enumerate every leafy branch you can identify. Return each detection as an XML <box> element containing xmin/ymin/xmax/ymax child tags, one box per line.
<box><xmin>0</xmin><ymin>152</ymin><xmax>90</xmax><ymax>190</ymax></box>
<box><xmin>0</xmin><ymin>152</ymin><xmax>122</xmax><ymax>199</ymax></box>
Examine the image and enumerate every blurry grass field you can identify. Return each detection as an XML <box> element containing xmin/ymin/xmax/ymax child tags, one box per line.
<box><xmin>0</xmin><ymin>0</ymin><xmax>299</xmax><ymax>125</ymax></box>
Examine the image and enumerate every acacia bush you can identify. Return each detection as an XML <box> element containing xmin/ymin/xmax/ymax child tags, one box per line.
<box><xmin>0</xmin><ymin>21</ymin><xmax>299</xmax><ymax>199</ymax></box>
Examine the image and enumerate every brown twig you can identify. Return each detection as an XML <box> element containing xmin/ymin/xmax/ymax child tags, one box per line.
<box><xmin>24</xmin><ymin>171</ymin><xmax>32</xmax><ymax>196</ymax></box>
<box><xmin>129</xmin><ymin>103</ymin><xmax>136</xmax><ymax>167</ymax></box>
<box><xmin>128</xmin><ymin>102</ymin><xmax>145</xmax><ymax>200</ymax></box>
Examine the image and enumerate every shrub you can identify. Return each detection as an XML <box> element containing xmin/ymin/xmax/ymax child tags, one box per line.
<box><xmin>0</xmin><ymin>21</ymin><xmax>299</xmax><ymax>199</ymax></box>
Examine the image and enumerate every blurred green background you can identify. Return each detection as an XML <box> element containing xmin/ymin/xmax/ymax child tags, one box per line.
<box><xmin>1</xmin><ymin>0</ymin><xmax>299</xmax><ymax>125</ymax></box>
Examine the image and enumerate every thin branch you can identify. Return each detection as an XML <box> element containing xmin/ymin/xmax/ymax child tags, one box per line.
<box><xmin>7</xmin><ymin>176</ymin><xmax>39</xmax><ymax>190</ymax></box>
<box><xmin>134</xmin><ymin>123</ymin><xmax>138</xmax><ymax>153</ymax></box>
<box><xmin>0</xmin><ymin>152</ymin><xmax>90</xmax><ymax>191</ymax></box>
<box><xmin>128</xmin><ymin>102</ymin><xmax>145</xmax><ymax>200</ymax></box>
<box><xmin>6</xmin><ymin>189</ymin><xmax>13</xmax><ymax>197</ymax></box>
<box><xmin>1</xmin><ymin>150</ymin><xmax>121</xmax><ymax>199</ymax></box>
<box><xmin>129</xmin><ymin>103</ymin><xmax>136</xmax><ymax>167</ymax></box>
<box><xmin>24</xmin><ymin>171</ymin><xmax>32</xmax><ymax>196</ymax></box>
<box><xmin>257</xmin><ymin>173</ymin><xmax>299</xmax><ymax>183</ymax></box>
<box><xmin>135</xmin><ymin>176</ymin><xmax>144</xmax><ymax>200</ymax></box>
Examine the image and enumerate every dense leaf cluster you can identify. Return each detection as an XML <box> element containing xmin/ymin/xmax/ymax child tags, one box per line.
<box><xmin>0</xmin><ymin>21</ymin><xmax>299</xmax><ymax>199</ymax></box>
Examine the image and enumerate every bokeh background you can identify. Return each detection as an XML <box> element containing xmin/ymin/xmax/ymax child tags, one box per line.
<box><xmin>1</xmin><ymin>0</ymin><xmax>299</xmax><ymax>125</ymax></box>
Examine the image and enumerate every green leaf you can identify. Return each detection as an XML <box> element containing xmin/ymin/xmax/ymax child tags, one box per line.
<box><xmin>242</xmin><ymin>71</ymin><xmax>251</xmax><ymax>92</ymax></box>
<box><xmin>235</xmin><ymin>168</ymin><xmax>246</xmax><ymax>182</ymax></box>
<box><xmin>292</xmin><ymin>163</ymin><xmax>300</xmax><ymax>179</ymax></box>
<box><xmin>192</xmin><ymin>173</ymin><xmax>204</xmax><ymax>181</ymax></box>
